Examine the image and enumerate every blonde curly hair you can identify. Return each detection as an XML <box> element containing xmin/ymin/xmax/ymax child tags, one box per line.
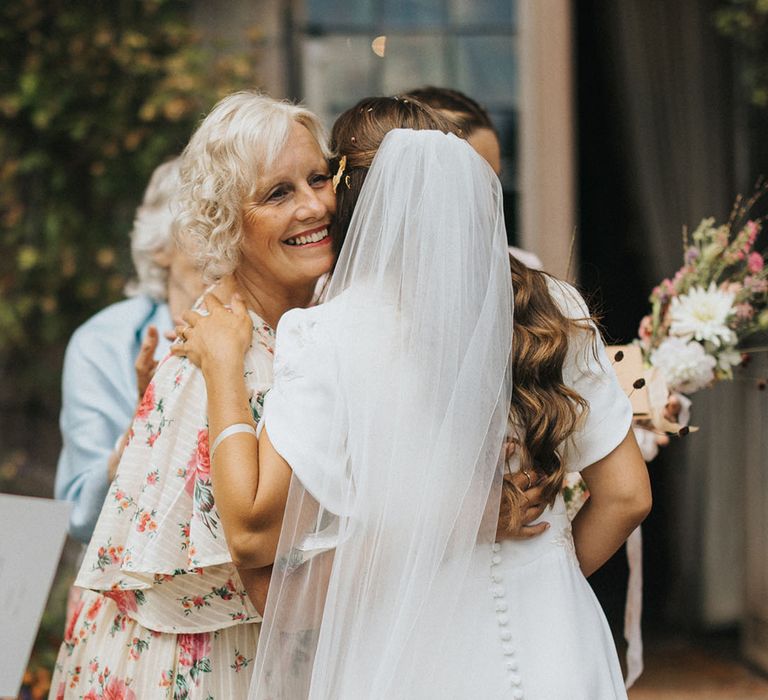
<box><xmin>175</xmin><ymin>91</ymin><xmax>330</xmax><ymax>281</ymax></box>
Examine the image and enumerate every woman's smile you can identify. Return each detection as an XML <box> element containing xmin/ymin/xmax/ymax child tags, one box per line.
<box><xmin>283</xmin><ymin>225</ymin><xmax>331</xmax><ymax>248</ymax></box>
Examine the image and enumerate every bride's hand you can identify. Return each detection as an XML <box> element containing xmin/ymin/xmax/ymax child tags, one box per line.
<box><xmin>496</xmin><ymin>440</ymin><xmax>549</xmax><ymax>540</ymax></box>
<box><xmin>170</xmin><ymin>292</ymin><xmax>253</xmax><ymax>374</ymax></box>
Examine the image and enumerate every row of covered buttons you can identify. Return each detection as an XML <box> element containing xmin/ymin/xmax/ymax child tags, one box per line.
<box><xmin>491</xmin><ymin>542</ymin><xmax>524</xmax><ymax>699</ymax></box>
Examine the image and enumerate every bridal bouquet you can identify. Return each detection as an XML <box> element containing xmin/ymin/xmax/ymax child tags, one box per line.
<box><xmin>637</xmin><ymin>206</ymin><xmax>768</xmax><ymax>395</ymax></box>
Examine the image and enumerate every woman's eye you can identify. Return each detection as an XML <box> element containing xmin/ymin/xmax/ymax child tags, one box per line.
<box><xmin>266</xmin><ymin>187</ymin><xmax>288</xmax><ymax>202</ymax></box>
<box><xmin>310</xmin><ymin>173</ymin><xmax>331</xmax><ymax>187</ymax></box>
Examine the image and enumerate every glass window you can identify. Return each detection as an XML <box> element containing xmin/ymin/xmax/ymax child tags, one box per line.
<box><xmin>450</xmin><ymin>0</ymin><xmax>516</xmax><ymax>29</ymax></box>
<box><xmin>381</xmin><ymin>35</ymin><xmax>447</xmax><ymax>95</ymax></box>
<box><xmin>301</xmin><ymin>36</ymin><xmax>378</xmax><ymax>119</ymax></box>
<box><xmin>294</xmin><ymin>0</ymin><xmax>520</xmax><ymax>240</ymax></box>
<box><xmin>456</xmin><ymin>36</ymin><xmax>517</xmax><ymax>108</ymax></box>
<box><xmin>381</xmin><ymin>0</ymin><xmax>447</xmax><ymax>28</ymax></box>
<box><xmin>305</xmin><ymin>0</ymin><xmax>375</xmax><ymax>29</ymax></box>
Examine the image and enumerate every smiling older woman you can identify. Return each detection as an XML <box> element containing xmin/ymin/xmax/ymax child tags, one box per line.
<box><xmin>48</xmin><ymin>92</ymin><xmax>335</xmax><ymax>700</ymax></box>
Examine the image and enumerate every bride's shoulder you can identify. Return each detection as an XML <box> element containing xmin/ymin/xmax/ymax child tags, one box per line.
<box><xmin>544</xmin><ymin>277</ymin><xmax>591</xmax><ymax>321</ymax></box>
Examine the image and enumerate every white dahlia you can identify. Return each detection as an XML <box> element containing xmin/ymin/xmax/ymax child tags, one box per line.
<box><xmin>650</xmin><ymin>337</ymin><xmax>716</xmax><ymax>394</ymax></box>
<box><xmin>669</xmin><ymin>283</ymin><xmax>736</xmax><ymax>347</ymax></box>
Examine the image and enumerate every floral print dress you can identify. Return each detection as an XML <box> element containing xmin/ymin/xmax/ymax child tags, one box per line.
<box><xmin>50</xmin><ymin>312</ymin><xmax>276</xmax><ymax>700</ymax></box>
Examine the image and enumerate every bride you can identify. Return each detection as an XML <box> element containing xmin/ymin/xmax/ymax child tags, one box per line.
<box><xmin>176</xmin><ymin>97</ymin><xmax>651</xmax><ymax>699</ymax></box>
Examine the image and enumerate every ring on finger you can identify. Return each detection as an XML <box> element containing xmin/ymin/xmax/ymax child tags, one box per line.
<box><xmin>522</xmin><ymin>469</ymin><xmax>532</xmax><ymax>490</ymax></box>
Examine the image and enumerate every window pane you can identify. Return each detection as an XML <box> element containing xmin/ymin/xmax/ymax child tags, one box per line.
<box><xmin>382</xmin><ymin>0</ymin><xmax>447</xmax><ymax>28</ymax></box>
<box><xmin>302</xmin><ymin>36</ymin><xmax>377</xmax><ymax>127</ymax></box>
<box><xmin>450</xmin><ymin>0</ymin><xmax>516</xmax><ymax>29</ymax></box>
<box><xmin>381</xmin><ymin>35</ymin><xmax>447</xmax><ymax>95</ymax></box>
<box><xmin>490</xmin><ymin>109</ymin><xmax>518</xmax><ymax>191</ymax></box>
<box><xmin>455</xmin><ymin>35</ymin><xmax>517</xmax><ymax>108</ymax></box>
<box><xmin>305</xmin><ymin>0</ymin><xmax>375</xmax><ymax>29</ymax></box>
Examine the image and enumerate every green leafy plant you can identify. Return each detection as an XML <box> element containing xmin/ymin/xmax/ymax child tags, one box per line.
<box><xmin>0</xmin><ymin>0</ymin><xmax>259</xmax><ymax>399</ymax></box>
<box><xmin>715</xmin><ymin>0</ymin><xmax>768</xmax><ymax>107</ymax></box>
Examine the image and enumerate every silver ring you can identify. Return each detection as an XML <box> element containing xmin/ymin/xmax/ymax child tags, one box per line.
<box><xmin>522</xmin><ymin>469</ymin><xmax>532</xmax><ymax>490</ymax></box>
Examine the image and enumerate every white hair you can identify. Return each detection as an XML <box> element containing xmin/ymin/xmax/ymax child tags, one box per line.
<box><xmin>174</xmin><ymin>91</ymin><xmax>330</xmax><ymax>281</ymax></box>
<box><xmin>125</xmin><ymin>157</ymin><xmax>181</xmax><ymax>300</ymax></box>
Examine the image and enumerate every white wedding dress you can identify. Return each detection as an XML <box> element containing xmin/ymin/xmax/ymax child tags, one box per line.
<box><xmin>249</xmin><ymin>130</ymin><xmax>632</xmax><ymax>699</ymax></box>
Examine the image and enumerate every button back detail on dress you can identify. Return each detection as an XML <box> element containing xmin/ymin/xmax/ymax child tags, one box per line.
<box><xmin>491</xmin><ymin>542</ymin><xmax>525</xmax><ymax>698</ymax></box>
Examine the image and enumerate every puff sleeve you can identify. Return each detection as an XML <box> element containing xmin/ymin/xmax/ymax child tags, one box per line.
<box><xmin>262</xmin><ymin>306</ymin><xmax>349</xmax><ymax>515</ymax></box>
<box><xmin>549</xmin><ymin>280</ymin><xmax>633</xmax><ymax>472</ymax></box>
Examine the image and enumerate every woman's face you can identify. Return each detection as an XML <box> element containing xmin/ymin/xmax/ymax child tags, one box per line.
<box><xmin>467</xmin><ymin>127</ymin><xmax>501</xmax><ymax>175</ymax></box>
<box><xmin>239</xmin><ymin>122</ymin><xmax>336</xmax><ymax>293</ymax></box>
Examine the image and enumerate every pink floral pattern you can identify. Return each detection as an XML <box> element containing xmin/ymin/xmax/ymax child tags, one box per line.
<box><xmin>51</xmin><ymin>589</ymin><xmax>257</xmax><ymax>699</ymax></box>
<box><xmin>51</xmin><ymin>308</ymin><xmax>274</xmax><ymax>698</ymax></box>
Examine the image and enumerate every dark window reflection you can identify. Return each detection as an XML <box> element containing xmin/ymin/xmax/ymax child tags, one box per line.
<box><xmin>382</xmin><ymin>0</ymin><xmax>446</xmax><ymax>27</ymax></box>
<box><xmin>296</xmin><ymin>0</ymin><xmax>519</xmax><ymax>239</ymax></box>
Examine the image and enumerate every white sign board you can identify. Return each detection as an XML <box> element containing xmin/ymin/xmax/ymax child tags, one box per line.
<box><xmin>0</xmin><ymin>494</ymin><xmax>70</xmax><ymax>697</ymax></box>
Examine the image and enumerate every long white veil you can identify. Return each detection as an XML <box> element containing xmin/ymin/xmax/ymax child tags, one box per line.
<box><xmin>249</xmin><ymin>129</ymin><xmax>513</xmax><ymax>699</ymax></box>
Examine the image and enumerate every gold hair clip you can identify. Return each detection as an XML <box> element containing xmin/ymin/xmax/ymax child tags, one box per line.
<box><xmin>332</xmin><ymin>155</ymin><xmax>347</xmax><ymax>193</ymax></box>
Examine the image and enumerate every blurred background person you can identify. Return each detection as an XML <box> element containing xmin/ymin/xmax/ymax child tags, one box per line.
<box><xmin>406</xmin><ymin>85</ymin><xmax>544</xmax><ymax>272</ymax></box>
<box><xmin>54</xmin><ymin>158</ymin><xmax>205</xmax><ymax>545</ymax></box>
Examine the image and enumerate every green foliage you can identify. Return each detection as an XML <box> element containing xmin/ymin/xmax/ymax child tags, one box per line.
<box><xmin>0</xmin><ymin>0</ymin><xmax>259</xmax><ymax>399</ymax></box>
<box><xmin>714</xmin><ymin>0</ymin><xmax>768</xmax><ymax>107</ymax></box>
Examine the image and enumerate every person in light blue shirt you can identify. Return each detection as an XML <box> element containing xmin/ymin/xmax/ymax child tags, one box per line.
<box><xmin>55</xmin><ymin>158</ymin><xmax>205</xmax><ymax>543</ymax></box>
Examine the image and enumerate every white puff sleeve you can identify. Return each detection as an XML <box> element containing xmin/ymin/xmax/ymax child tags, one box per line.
<box><xmin>261</xmin><ymin>306</ymin><xmax>349</xmax><ymax>515</ymax></box>
<box><xmin>549</xmin><ymin>279</ymin><xmax>633</xmax><ymax>472</ymax></box>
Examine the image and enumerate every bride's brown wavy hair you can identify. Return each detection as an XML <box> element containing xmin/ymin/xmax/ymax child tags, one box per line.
<box><xmin>330</xmin><ymin>96</ymin><xmax>592</xmax><ymax>527</ymax></box>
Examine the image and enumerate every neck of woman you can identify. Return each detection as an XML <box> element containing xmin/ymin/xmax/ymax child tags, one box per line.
<box><xmin>218</xmin><ymin>270</ymin><xmax>315</xmax><ymax>330</ymax></box>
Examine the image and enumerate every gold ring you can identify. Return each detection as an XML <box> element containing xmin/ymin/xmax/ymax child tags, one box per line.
<box><xmin>522</xmin><ymin>469</ymin><xmax>532</xmax><ymax>490</ymax></box>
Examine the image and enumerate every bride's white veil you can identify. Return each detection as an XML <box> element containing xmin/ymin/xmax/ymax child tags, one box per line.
<box><xmin>249</xmin><ymin>129</ymin><xmax>513</xmax><ymax>699</ymax></box>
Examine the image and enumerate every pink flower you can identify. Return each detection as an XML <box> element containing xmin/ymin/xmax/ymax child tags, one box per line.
<box><xmin>638</xmin><ymin>315</ymin><xmax>653</xmax><ymax>341</ymax></box>
<box><xmin>746</xmin><ymin>220</ymin><xmax>760</xmax><ymax>247</ymax></box>
<box><xmin>722</xmin><ymin>281</ymin><xmax>743</xmax><ymax>296</ymax></box>
<box><xmin>135</xmin><ymin>382</ymin><xmax>155</xmax><ymax>420</ymax></box>
<box><xmin>85</xmin><ymin>595</ymin><xmax>103</xmax><ymax>621</ymax></box>
<box><xmin>104</xmin><ymin>590</ymin><xmax>138</xmax><ymax>615</ymax></box>
<box><xmin>64</xmin><ymin>597</ymin><xmax>85</xmax><ymax>642</ymax></box>
<box><xmin>102</xmin><ymin>676</ymin><xmax>137</xmax><ymax>700</ymax></box>
<box><xmin>178</xmin><ymin>632</ymin><xmax>211</xmax><ymax>667</ymax></box>
<box><xmin>736</xmin><ymin>303</ymin><xmax>755</xmax><ymax>319</ymax></box>
<box><xmin>748</xmin><ymin>252</ymin><xmax>764</xmax><ymax>273</ymax></box>
<box><xmin>745</xmin><ymin>276</ymin><xmax>768</xmax><ymax>293</ymax></box>
<box><xmin>185</xmin><ymin>429</ymin><xmax>210</xmax><ymax>495</ymax></box>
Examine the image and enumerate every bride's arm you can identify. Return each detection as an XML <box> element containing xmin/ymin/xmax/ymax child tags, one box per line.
<box><xmin>172</xmin><ymin>293</ymin><xmax>292</xmax><ymax>570</ymax></box>
<box><xmin>571</xmin><ymin>428</ymin><xmax>651</xmax><ymax>577</ymax></box>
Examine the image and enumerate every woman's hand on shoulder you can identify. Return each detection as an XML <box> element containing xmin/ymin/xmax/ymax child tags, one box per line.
<box><xmin>171</xmin><ymin>292</ymin><xmax>253</xmax><ymax>374</ymax></box>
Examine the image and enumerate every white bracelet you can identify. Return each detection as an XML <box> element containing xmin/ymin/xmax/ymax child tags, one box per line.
<box><xmin>210</xmin><ymin>423</ymin><xmax>257</xmax><ymax>461</ymax></box>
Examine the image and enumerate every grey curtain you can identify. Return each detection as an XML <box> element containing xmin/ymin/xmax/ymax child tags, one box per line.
<box><xmin>604</xmin><ymin>0</ymin><xmax>744</xmax><ymax>627</ymax></box>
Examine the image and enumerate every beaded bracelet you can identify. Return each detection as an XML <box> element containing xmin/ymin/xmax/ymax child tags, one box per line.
<box><xmin>210</xmin><ymin>423</ymin><xmax>257</xmax><ymax>461</ymax></box>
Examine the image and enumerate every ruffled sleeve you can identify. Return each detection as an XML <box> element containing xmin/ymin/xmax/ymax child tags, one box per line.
<box><xmin>548</xmin><ymin>279</ymin><xmax>633</xmax><ymax>472</ymax></box>
<box><xmin>262</xmin><ymin>306</ymin><xmax>349</xmax><ymax>516</ymax></box>
<box><xmin>72</xmin><ymin>313</ymin><xmax>276</xmax><ymax>633</ymax></box>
